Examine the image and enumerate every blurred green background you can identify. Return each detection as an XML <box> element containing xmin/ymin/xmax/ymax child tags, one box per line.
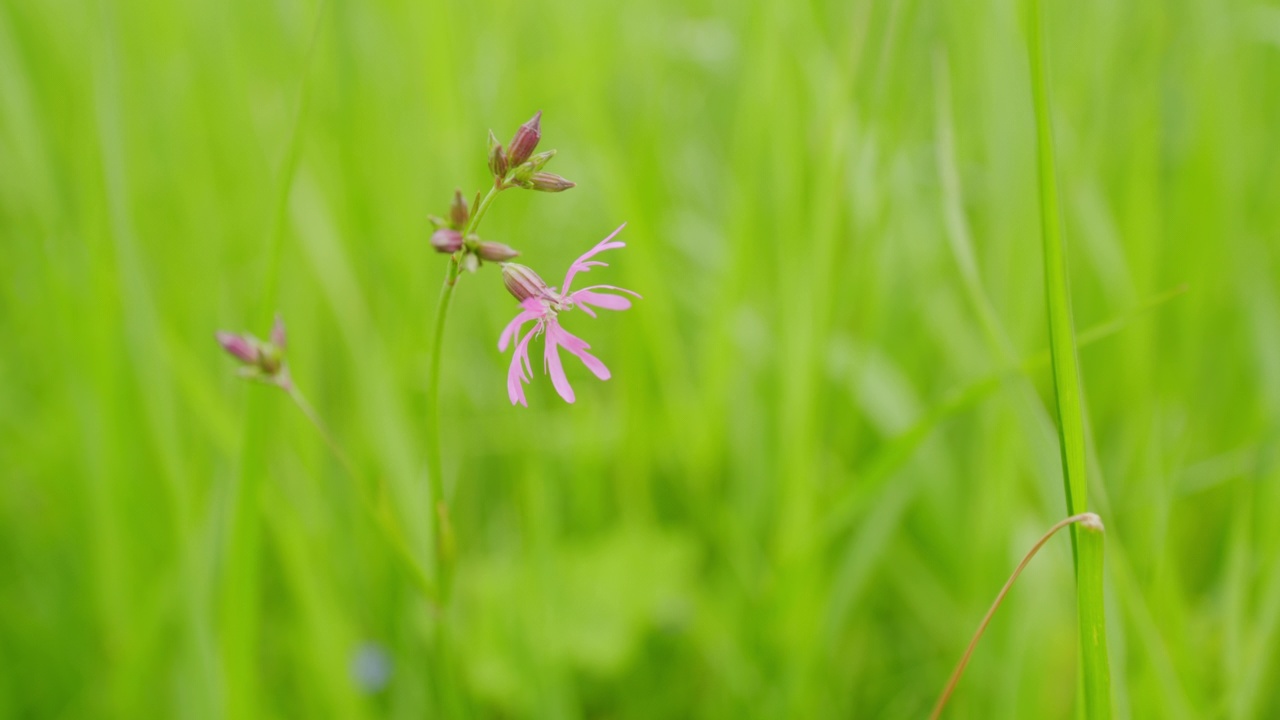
<box><xmin>4</xmin><ymin>0</ymin><xmax>1280</xmax><ymax>716</ymax></box>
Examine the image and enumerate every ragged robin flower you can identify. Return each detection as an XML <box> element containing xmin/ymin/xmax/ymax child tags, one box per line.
<box><xmin>497</xmin><ymin>223</ymin><xmax>639</xmax><ymax>406</ymax></box>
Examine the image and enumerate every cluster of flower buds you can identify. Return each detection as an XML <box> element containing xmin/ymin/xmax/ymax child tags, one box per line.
<box><xmin>216</xmin><ymin>316</ymin><xmax>292</xmax><ymax>388</ymax></box>
<box><xmin>428</xmin><ymin>189</ymin><xmax>520</xmax><ymax>272</ymax></box>
<box><xmin>487</xmin><ymin>112</ymin><xmax>575</xmax><ymax>192</ymax></box>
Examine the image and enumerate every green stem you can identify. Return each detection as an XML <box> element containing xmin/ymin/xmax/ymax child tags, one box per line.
<box><xmin>465</xmin><ymin>185</ymin><xmax>501</xmax><ymax>236</ymax></box>
<box><xmin>425</xmin><ymin>184</ymin><xmax>502</xmax><ymax>604</ymax></box>
<box><xmin>1024</xmin><ymin>0</ymin><xmax>1113</xmax><ymax>715</ymax></box>
<box><xmin>284</xmin><ymin>380</ymin><xmax>438</xmax><ymax>601</ymax></box>
<box><xmin>1077</xmin><ymin>520</ymin><xmax>1112</xmax><ymax>719</ymax></box>
<box><xmin>285</xmin><ymin>379</ymin><xmax>358</xmax><ymax>481</ymax></box>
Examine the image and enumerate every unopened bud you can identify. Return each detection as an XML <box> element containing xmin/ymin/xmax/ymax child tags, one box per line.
<box><xmin>477</xmin><ymin>241</ymin><xmax>519</xmax><ymax>262</ymax></box>
<box><xmin>427</xmin><ymin>214</ymin><xmax>448</xmax><ymax>230</ymax></box>
<box><xmin>487</xmin><ymin>129</ymin><xmax>508</xmax><ymax>179</ymax></box>
<box><xmin>461</xmin><ymin>252</ymin><xmax>480</xmax><ymax>274</ymax></box>
<box><xmin>270</xmin><ymin>315</ymin><xmax>286</xmax><ymax>351</ymax></box>
<box><xmin>216</xmin><ymin>332</ymin><xmax>259</xmax><ymax>365</ymax></box>
<box><xmin>527</xmin><ymin>149</ymin><xmax>556</xmax><ymax>172</ymax></box>
<box><xmin>529</xmin><ymin>172</ymin><xmax>575</xmax><ymax>192</ymax></box>
<box><xmin>510</xmin><ymin>161</ymin><xmax>535</xmax><ymax>187</ymax></box>
<box><xmin>449</xmin><ymin>189</ymin><xmax>469</xmax><ymax>228</ymax></box>
<box><xmin>501</xmin><ymin>263</ymin><xmax>550</xmax><ymax>302</ymax></box>
<box><xmin>506</xmin><ymin>111</ymin><xmax>542</xmax><ymax>167</ymax></box>
<box><xmin>431</xmin><ymin>228</ymin><xmax>463</xmax><ymax>253</ymax></box>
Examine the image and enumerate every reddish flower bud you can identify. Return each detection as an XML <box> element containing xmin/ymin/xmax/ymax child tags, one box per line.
<box><xmin>506</xmin><ymin>111</ymin><xmax>542</xmax><ymax>167</ymax></box>
<box><xmin>529</xmin><ymin>172</ymin><xmax>575</xmax><ymax>192</ymax></box>
<box><xmin>487</xmin><ymin>129</ymin><xmax>508</xmax><ymax>179</ymax></box>
<box><xmin>449</xmin><ymin>189</ymin><xmax>469</xmax><ymax>228</ymax></box>
<box><xmin>501</xmin><ymin>263</ymin><xmax>550</xmax><ymax>302</ymax></box>
<box><xmin>477</xmin><ymin>241</ymin><xmax>520</xmax><ymax>262</ymax></box>
<box><xmin>431</xmin><ymin>228</ymin><xmax>463</xmax><ymax>253</ymax></box>
<box><xmin>270</xmin><ymin>315</ymin><xmax>286</xmax><ymax>351</ymax></box>
<box><xmin>216</xmin><ymin>331</ymin><xmax>259</xmax><ymax>365</ymax></box>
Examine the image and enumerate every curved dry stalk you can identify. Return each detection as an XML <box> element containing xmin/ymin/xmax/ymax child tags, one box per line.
<box><xmin>929</xmin><ymin>512</ymin><xmax>1104</xmax><ymax>720</ymax></box>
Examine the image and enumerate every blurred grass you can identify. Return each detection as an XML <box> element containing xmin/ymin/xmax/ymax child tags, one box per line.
<box><xmin>2</xmin><ymin>0</ymin><xmax>1279</xmax><ymax>717</ymax></box>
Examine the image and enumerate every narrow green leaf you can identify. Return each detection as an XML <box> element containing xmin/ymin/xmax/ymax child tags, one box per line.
<box><xmin>1024</xmin><ymin>0</ymin><xmax>1113</xmax><ymax>716</ymax></box>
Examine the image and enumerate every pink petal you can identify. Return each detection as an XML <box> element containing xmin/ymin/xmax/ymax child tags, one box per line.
<box><xmin>507</xmin><ymin>364</ymin><xmax>525</xmax><ymax>406</ymax></box>
<box><xmin>572</xmin><ymin>289</ymin><xmax>633</xmax><ymax>312</ymax></box>
<box><xmin>549</xmin><ymin>324</ymin><xmax>611</xmax><ymax>381</ymax></box>
<box><xmin>507</xmin><ymin>332</ymin><xmax>534</xmax><ymax>406</ymax></box>
<box><xmin>498</xmin><ymin>308</ymin><xmax>543</xmax><ymax>352</ymax></box>
<box><xmin>562</xmin><ymin>223</ymin><xmax>627</xmax><ymax>293</ymax></box>
<box><xmin>543</xmin><ymin>323</ymin><xmax>576</xmax><ymax>403</ymax></box>
<box><xmin>577</xmin><ymin>284</ymin><xmax>642</xmax><ymax>298</ymax></box>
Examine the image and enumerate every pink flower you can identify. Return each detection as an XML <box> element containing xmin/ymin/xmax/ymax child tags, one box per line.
<box><xmin>497</xmin><ymin>224</ymin><xmax>640</xmax><ymax>406</ymax></box>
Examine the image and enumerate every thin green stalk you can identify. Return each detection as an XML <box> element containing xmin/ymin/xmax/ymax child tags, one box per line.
<box><xmin>425</xmin><ymin>184</ymin><xmax>501</xmax><ymax>604</ymax></box>
<box><xmin>930</xmin><ymin>513</ymin><xmax>1104</xmax><ymax>720</ymax></box>
<box><xmin>284</xmin><ymin>381</ymin><xmax>438</xmax><ymax>601</ymax></box>
<box><xmin>1024</xmin><ymin>0</ymin><xmax>1113</xmax><ymax>715</ymax></box>
<box><xmin>465</xmin><ymin>184</ymin><xmax>502</xmax><ymax>236</ymax></box>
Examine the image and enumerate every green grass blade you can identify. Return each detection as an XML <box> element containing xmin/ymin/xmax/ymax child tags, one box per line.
<box><xmin>1024</xmin><ymin>0</ymin><xmax>1113</xmax><ymax>716</ymax></box>
<box><xmin>1026</xmin><ymin>0</ymin><xmax>1087</xmax><ymax>520</ymax></box>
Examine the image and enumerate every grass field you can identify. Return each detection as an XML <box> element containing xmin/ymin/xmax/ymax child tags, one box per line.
<box><xmin>3</xmin><ymin>0</ymin><xmax>1280</xmax><ymax>717</ymax></box>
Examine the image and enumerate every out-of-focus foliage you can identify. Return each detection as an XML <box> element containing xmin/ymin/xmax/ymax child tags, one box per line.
<box><xmin>2</xmin><ymin>0</ymin><xmax>1278</xmax><ymax>716</ymax></box>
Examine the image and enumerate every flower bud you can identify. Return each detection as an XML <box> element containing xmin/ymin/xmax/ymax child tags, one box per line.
<box><xmin>270</xmin><ymin>315</ymin><xmax>287</xmax><ymax>351</ymax></box>
<box><xmin>510</xmin><ymin>161</ymin><xmax>535</xmax><ymax>188</ymax></box>
<box><xmin>501</xmin><ymin>263</ymin><xmax>550</xmax><ymax>302</ymax></box>
<box><xmin>506</xmin><ymin>111</ymin><xmax>542</xmax><ymax>167</ymax></box>
<box><xmin>217</xmin><ymin>331</ymin><xmax>259</xmax><ymax>365</ymax></box>
<box><xmin>526</xmin><ymin>149</ymin><xmax>556</xmax><ymax>172</ymax></box>
<box><xmin>431</xmin><ymin>228</ymin><xmax>463</xmax><ymax>253</ymax></box>
<box><xmin>461</xmin><ymin>252</ymin><xmax>480</xmax><ymax>273</ymax></box>
<box><xmin>529</xmin><ymin>172</ymin><xmax>575</xmax><ymax>192</ymax></box>
<box><xmin>477</xmin><ymin>241</ymin><xmax>519</xmax><ymax>262</ymax></box>
<box><xmin>449</xmin><ymin>189</ymin><xmax>469</xmax><ymax>228</ymax></box>
<box><xmin>487</xmin><ymin>129</ymin><xmax>508</xmax><ymax>179</ymax></box>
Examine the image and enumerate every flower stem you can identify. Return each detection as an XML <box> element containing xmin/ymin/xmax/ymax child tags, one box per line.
<box><xmin>465</xmin><ymin>185</ymin><xmax>501</xmax><ymax>236</ymax></box>
<box><xmin>425</xmin><ymin>184</ymin><xmax>502</xmax><ymax>603</ymax></box>
<box><xmin>284</xmin><ymin>380</ymin><xmax>438</xmax><ymax>601</ymax></box>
